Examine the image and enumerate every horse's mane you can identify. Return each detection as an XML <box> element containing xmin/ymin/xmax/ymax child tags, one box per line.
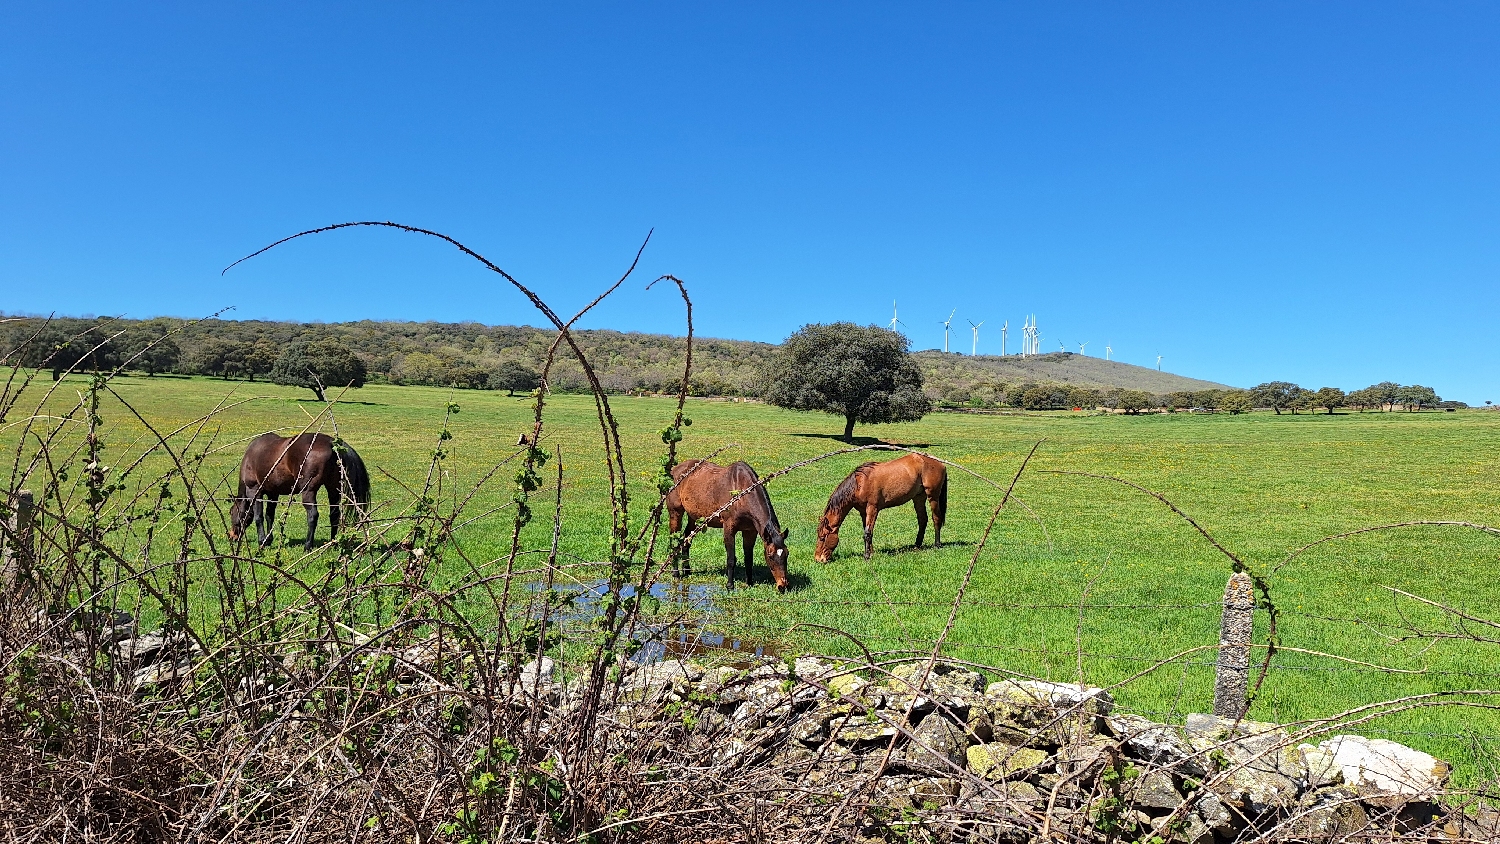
<box><xmin>824</xmin><ymin>462</ymin><xmax>877</xmax><ymax>518</ymax></box>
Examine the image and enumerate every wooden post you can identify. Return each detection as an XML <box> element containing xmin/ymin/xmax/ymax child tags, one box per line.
<box><xmin>1213</xmin><ymin>572</ymin><xmax>1254</xmax><ymax>718</ymax></box>
<box><xmin>2</xmin><ymin>490</ymin><xmax>35</xmax><ymax>598</ymax></box>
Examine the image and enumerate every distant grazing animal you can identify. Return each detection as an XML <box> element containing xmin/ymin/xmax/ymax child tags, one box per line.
<box><xmin>229</xmin><ymin>433</ymin><xmax>370</xmax><ymax>550</ymax></box>
<box><xmin>666</xmin><ymin>459</ymin><xmax>791</xmax><ymax>592</ymax></box>
<box><xmin>814</xmin><ymin>453</ymin><xmax>947</xmax><ymax>562</ymax></box>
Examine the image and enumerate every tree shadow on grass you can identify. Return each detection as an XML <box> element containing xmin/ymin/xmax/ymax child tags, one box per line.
<box><xmin>789</xmin><ymin>433</ymin><xmax>932</xmax><ymax>448</ymax></box>
<box><xmin>817</xmin><ymin>541</ymin><xmax>969</xmax><ymax>563</ymax></box>
<box><xmin>680</xmin><ymin>564</ymin><xmax>815</xmax><ymax>592</ymax></box>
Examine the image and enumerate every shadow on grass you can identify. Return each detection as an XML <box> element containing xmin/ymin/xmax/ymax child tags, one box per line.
<box><xmin>789</xmin><ymin>432</ymin><xmax>932</xmax><ymax>448</ymax></box>
<box><xmin>678</xmin><ymin>565</ymin><xmax>815</xmax><ymax>592</ymax></box>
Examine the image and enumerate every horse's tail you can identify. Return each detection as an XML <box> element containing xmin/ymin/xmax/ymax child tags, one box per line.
<box><xmin>337</xmin><ymin>444</ymin><xmax>372</xmax><ymax>520</ymax></box>
<box><xmin>933</xmin><ymin>467</ymin><xmax>948</xmax><ymax>525</ymax></box>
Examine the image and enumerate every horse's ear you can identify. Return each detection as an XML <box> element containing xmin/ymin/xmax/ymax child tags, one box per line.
<box><xmin>781</xmin><ymin>527</ymin><xmax>792</xmax><ymax>542</ymax></box>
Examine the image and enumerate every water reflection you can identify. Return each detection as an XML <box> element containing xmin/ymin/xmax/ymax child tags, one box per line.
<box><xmin>526</xmin><ymin>578</ymin><xmax>779</xmax><ymax>664</ymax></box>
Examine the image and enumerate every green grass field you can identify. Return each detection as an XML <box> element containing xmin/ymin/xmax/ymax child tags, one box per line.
<box><xmin>9</xmin><ymin>373</ymin><xmax>1500</xmax><ymax>781</ymax></box>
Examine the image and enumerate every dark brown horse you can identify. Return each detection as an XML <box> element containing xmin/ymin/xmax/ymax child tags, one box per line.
<box><xmin>666</xmin><ymin>459</ymin><xmax>791</xmax><ymax>592</ymax></box>
<box><xmin>814</xmin><ymin>453</ymin><xmax>947</xmax><ymax>562</ymax></box>
<box><xmin>229</xmin><ymin>433</ymin><xmax>370</xmax><ymax>550</ymax></box>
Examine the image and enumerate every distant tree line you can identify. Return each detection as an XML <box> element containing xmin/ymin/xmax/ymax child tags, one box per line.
<box><xmin>1244</xmin><ymin>381</ymin><xmax>1448</xmax><ymax>413</ymax></box>
<box><xmin>0</xmin><ymin>315</ymin><xmax>773</xmax><ymax>398</ymax></box>
<box><xmin>932</xmin><ymin>379</ymin><xmax>1456</xmax><ymax>414</ymax></box>
<box><xmin>0</xmin><ymin>315</ymin><xmax>1461</xmax><ymax>412</ymax></box>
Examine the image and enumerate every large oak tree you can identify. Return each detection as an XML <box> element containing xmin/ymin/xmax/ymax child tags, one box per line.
<box><xmin>271</xmin><ymin>338</ymin><xmax>367</xmax><ymax>401</ymax></box>
<box><xmin>762</xmin><ymin>322</ymin><xmax>931</xmax><ymax>441</ymax></box>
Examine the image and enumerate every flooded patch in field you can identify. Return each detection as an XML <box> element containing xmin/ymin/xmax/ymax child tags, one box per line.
<box><xmin>526</xmin><ymin>578</ymin><xmax>779</xmax><ymax>664</ymax></box>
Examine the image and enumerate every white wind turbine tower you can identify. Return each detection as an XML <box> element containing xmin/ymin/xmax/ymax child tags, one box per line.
<box><xmin>968</xmin><ymin>320</ymin><xmax>984</xmax><ymax>355</ymax></box>
<box><xmin>888</xmin><ymin>301</ymin><xmax>902</xmax><ymax>331</ymax></box>
<box><xmin>1000</xmin><ymin>320</ymin><xmax>1008</xmax><ymax>356</ymax></box>
<box><xmin>1078</xmin><ymin>341</ymin><xmax>1088</xmax><ymax>356</ymax></box>
<box><xmin>1058</xmin><ymin>341</ymin><xmax>1066</xmax><ymax>353</ymax></box>
<box><xmin>1156</xmin><ymin>353</ymin><xmax>1163</xmax><ymax>371</ymax></box>
<box><xmin>1105</xmin><ymin>343</ymin><xmax>1112</xmax><ymax>361</ymax></box>
<box><xmin>941</xmin><ymin>309</ymin><xmax>956</xmax><ymax>353</ymax></box>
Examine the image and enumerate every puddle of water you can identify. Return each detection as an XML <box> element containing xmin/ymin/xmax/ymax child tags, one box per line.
<box><xmin>525</xmin><ymin>578</ymin><xmax>779</xmax><ymax>664</ymax></box>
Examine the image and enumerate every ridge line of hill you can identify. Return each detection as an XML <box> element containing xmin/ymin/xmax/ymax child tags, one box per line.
<box><xmin>0</xmin><ymin>314</ymin><xmax>1230</xmax><ymax>396</ymax></box>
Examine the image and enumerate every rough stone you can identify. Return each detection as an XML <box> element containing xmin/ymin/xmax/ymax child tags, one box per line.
<box><xmin>1317</xmin><ymin>734</ymin><xmax>1450</xmax><ymax>796</ymax></box>
<box><xmin>959</xmin><ymin>778</ymin><xmax>1044</xmax><ymax>808</ymax></box>
<box><xmin>833</xmin><ymin>712</ymin><xmax>899</xmax><ymax>744</ymax></box>
<box><xmin>1297</xmin><ymin>742</ymin><xmax>1344</xmax><ymax>789</ymax></box>
<box><xmin>793</xmin><ymin>655</ymin><xmax>836</xmax><ymax>683</ymax></box>
<box><xmin>1288</xmin><ymin>787</ymin><xmax>1369</xmax><ymax>838</ymax></box>
<box><xmin>1107</xmin><ymin>715</ymin><xmax>1212</xmax><ymax>779</ymax></box>
<box><xmin>986</xmin><ymin>679</ymin><xmax>1113</xmax><ymax>715</ymax></box>
<box><xmin>827</xmin><ymin>674</ymin><xmax>885</xmax><ymax>710</ymax></box>
<box><xmin>967</xmin><ymin>743</ymin><xmax>1050</xmax><ymax>779</ymax></box>
<box><xmin>875</xmin><ymin>775</ymin><xmax>961</xmax><ymax>809</ymax></box>
<box><xmin>1131</xmin><ymin>770</ymin><xmax>1184</xmax><ymax>811</ymax></box>
<box><xmin>620</xmin><ymin>659</ymin><xmax>701</xmax><ymax>703</ymax></box>
<box><xmin>1193</xmin><ymin>791</ymin><xmax>1238</xmax><ymax>835</ymax></box>
<box><xmin>519</xmin><ymin>656</ymin><xmax>554</xmax><ymax>686</ymax></box>
<box><xmin>1217</xmin><ymin>765</ymin><xmax>1301</xmax><ymax>817</ymax></box>
<box><xmin>1056</xmin><ymin>737</ymin><xmax>1113</xmax><ymax>778</ymax></box>
<box><xmin>1150</xmin><ymin>810</ymin><xmax>1213</xmax><ymax>844</ymax></box>
<box><xmin>789</xmin><ymin>708</ymin><xmax>833</xmax><ymax>747</ymax></box>
<box><xmin>115</xmin><ymin>630</ymin><xmax>184</xmax><ymax>665</ymax></box>
<box><xmin>132</xmin><ymin>656</ymin><xmax>196</xmax><ymax>689</ymax></box>
<box><xmin>898</xmin><ymin>713</ymin><xmax>968</xmax><ymax>773</ymax></box>
<box><xmin>1184</xmin><ymin>713</ymin><xmax>1303</xmax><ymax>815</ymax></box>
<box><xmin>731</xmin><ymin>678</ymin><xmax>794</xmax><ymax>730</ymax></box>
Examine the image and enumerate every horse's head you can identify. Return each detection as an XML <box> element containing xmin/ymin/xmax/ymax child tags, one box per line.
<box><xmin>813</xmin><ymin>515</ymin><xmax>839</xmax><ymax>563</ymax></box>
<box><xmin>227</xmin><ymin>489</ymin><xmax>256</xmax><ymax>541</ymax></box>
<box><xmin>763</xmin><ymin>526</ymin><xmax>792</xmax><ymax>593</ymax></box>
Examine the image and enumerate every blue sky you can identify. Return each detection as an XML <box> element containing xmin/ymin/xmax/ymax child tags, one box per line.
<box><xmin>2</xmin><ymin>4</ymin><xmax>1497</xmax><ymax>400</ymax></box>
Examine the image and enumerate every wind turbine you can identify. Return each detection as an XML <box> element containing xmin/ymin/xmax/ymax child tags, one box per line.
<box><xmin>968</xmin><ymin>320</ymin><xmax>984</xmax><ymax>355</ymax></box>
<box><xmin>1058</xmin><ymin>341</ymin><xmax>1066</xmax><ymax>353</ymax></box>
<box><xmin>1156</xmin><ymin>354</ymin><xmax>1163</xmax><ymax>371</ymax></box>
<box><xmin>1000</xmin><ymin>321</ymin><xmax>1008</xmax><ymax>356</ymax></box>
<box><xmin>1078</xmin><ymin>341</ymin><xmax>1088</xmax><ymax>356</ymax></box>
<box><xmin>1105</xmin><ymin>343</ymin><xmax>1112</xmax><ymax>361</ymax></box>
<box><xmin>941</xmin><ymin>309</ymin><xmax>955</xmax><ymax>353</ymax></box>
<box><xmin>888</xmin><ymin>301</ymin><xmax>903</xmax><ymax>331</ymax></box>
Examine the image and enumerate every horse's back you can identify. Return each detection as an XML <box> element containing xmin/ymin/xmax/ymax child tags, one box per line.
<box><xmin>242</xmin><ymin>432</ymin><xmax>335</xmax><ymax>490</ymax></box>
<box><xmin>669</xmin><ymin>459</ymin><xmax>765</xmax><ymax>526</ymax></box>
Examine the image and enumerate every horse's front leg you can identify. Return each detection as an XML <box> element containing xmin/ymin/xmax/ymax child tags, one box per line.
<box><xmin>743</xmin><ymin>530</ymin><xmax>756</xmax><ymax>588</ymax></box>
<box><xmin>302</xmin><ymin>489</ymin><xmax>320</xmax><ymax>551</ymax></box>
<box><xmin>671</xmin><ymin>513</ymin><xmax>694</xmax><ymax>577</ymax></box>
<box><xmin>258</xmin><ymin>497</ymin><xmax>279</xmax><ymax>549</ymax></box>
<box><xmin>723</xmin><ymin>528</ymin><xmax>738</xmax><ymax>590</ymax></box>
<box><xmin>863</xmin><ymin>505</ymin><xmax>879</xmax><ymax>561</ymax></box>
<box><xmin>913</xmin><ymin>494</ymin><xmax>928</xmax><ymax>548</ymax></box>
<box><xmin>251</xmin><ymin>496</ymin><xmax>266</xmax><ymax>548</ymax></box>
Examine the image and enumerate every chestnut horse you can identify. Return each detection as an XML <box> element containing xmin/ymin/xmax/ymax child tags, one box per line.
<box><xmin>814</xmin><ymin>453</ymin><xmax>947</xmax><ymax>562</ymax></box>
<box><xmin>666</xmin><ymin>459</ymin><xmax>791</xmax><ymax>592</ymax></box>
<box><xmin>229</xmin><ymin>433</ymin><xmax>370</xmax><ymax>550</ymax></box>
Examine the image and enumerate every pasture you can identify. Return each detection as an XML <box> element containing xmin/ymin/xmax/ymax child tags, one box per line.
<box><xmin>9</xmin><ymin>373</ymin><xmax>1500</xmax><ymax>781</ymax></box>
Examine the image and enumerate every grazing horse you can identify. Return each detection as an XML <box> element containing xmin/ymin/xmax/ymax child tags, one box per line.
<box><xmin>666</xmin><ymin>459</ymin><xmax>791</xmax><ymax>592</ymax></box>
<box><xmin>814</xmin><ymin>453</ymin><xmax>947</xmax><ymax>562</ymax></box>
<box><xmin>229</xmin><ymin>433</ymin><xmax>370</xmax><ymax>550</ymax></box>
